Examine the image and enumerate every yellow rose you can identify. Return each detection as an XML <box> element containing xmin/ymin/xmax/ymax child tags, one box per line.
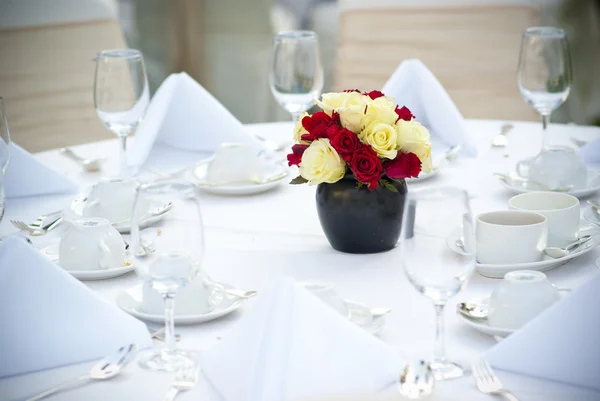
<box><xmin>337</xmin><ymin>106</ymin><xmax>365</xmax><ymax>134</ymax></box>
<box><xmin>299</xmin><ymin>138</ymin><xmax>346</xmax><ymax>185</ymax></box>
<box><xmin>293</xmin><ymin>112</ymin><xmax>310</xmax><ymax>143</ymax></box>
<box><xmin>359</xmin><ymin>122</ymin><xmax>398</xmax><ymax>159</ymax></box>
<box><xmin>396</xmin><ymin>120</ymin><xmax>433</xmax><ymax>173</ymax></box>
<box><xmin>316</xmin><ymin>91</ymin><xmax>369</xmax><ymax>116</ymax></box>
<box><xmin>361</xmin><ymin>102</ymin><xmax>398</xmax><ymax>129</ymax></box>
<box><xmin>370</xmin><ymin>95</ymin><xmax>397</xmax><ymax>111</ymax></box>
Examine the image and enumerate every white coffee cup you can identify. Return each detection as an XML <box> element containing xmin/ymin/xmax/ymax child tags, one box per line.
<box><xmin>83</xmin><ymin>177</ymin><xmax>139</xmax><ymax>223</ymax></box>
<box><xmin>206</xmin><ymin>143</ymin><xmax>263</xmax><ymax>185</ymax></box>
<box><xmin>301</xmin><ymin>282</ymin><xmax>349</xmax><ymax>317</ymax></box>
<box><xmin>516</xmin><ymin>146</ymin><xmax>587</xmax><ymax>190</ymax></box>
<box><xmin>142</xmin><ymin>272</ymin><xmax>225</xmax><ymax>315</ymax></box>
<box><xmin>509</xmin><ymin>192</ymin><xmax>580</xmax><ymax>247</ymax></box>
<box><xmin>59</xmin><ymin>217</ymin><xmax>126</xmax><ymax>271</ymax></box>
<box><xmin>488</xmin><ymin>270</ymin><xmax>560</xmax><ymax>330</ymax></box>
<box><xmin>476</xmin><ymin>211</ymin><xmax>548</xmax><ymax>264</ymax></box>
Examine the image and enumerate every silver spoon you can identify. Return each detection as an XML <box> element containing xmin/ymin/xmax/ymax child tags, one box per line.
<box><xmin>398</xmin><ymin>360</ymin><xmax>435</xmax><ymax>399</ymax></box>
<box><xmin>113</xmin><ymin>202</ymin><xmax>174</xmax><ymax>227</ymax></box>
<box><xmin>457</xmin><ymin>302</ymin><xmax>489</xmax><ymax>321</ymax></box>
<box><xmin>491</xmin><ymin>123</ymin><xmax>514</xmax><ymax>148</ymax></box>
<box><xmin>60</xmin><ymin>148</ymin><xmax>106</xmax><ymax>173</ymax></box>
<box><xmin>493</xmin><ymin>173</ymin><xmax>573</xmax><ymax>192</ymax></box>
<box><xmin>25</xmin><ymin>343</ymin><xmax>136</xmax><ymax>401</ymax></box>
<box><xmin>544</xmin><ymin>235</ymin><xmax>592</xmax><ymax>258</ymax></box>
<box><xmin>226</xmin><ymin>289</ymin><xmax>257</xmax><ymax>299</ymax></box>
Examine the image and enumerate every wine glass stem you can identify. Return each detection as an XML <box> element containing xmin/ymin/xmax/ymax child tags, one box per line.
<box><xmin>432</xmin><ymin>303</ymin><xmax>447</xmax><ymax>364</ymax></box>
<box><xmin>541</xmin><ymin>112</ymin><xmax>551</xmax><ymax>151</ymax></box>
<box><xmin>118</xmin><ymin>134</ymin><xmax>128</xmax><ymax>177</ymax></box>
<box><xmin>291</xmin><ymin>112</ymin><xmax>302</xmax><ymax>124</ymax></box>
<box><xmin>162</xmin><ymin>293</ymin><xmax>177</xmax><ymax>356</ymax></box>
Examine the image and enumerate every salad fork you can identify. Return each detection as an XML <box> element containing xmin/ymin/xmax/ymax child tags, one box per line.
<box><xmin>163</xmin><ymin>362</ymin><xmax>198</xmax><ymax>401</ymax></box>
<box><xmin>11</xmin><ymin>216</ymin><xmax>63</xmax><ymax>236</ymax></box>
<box><xmin>472</xmin><ymin>359</ymin><xmax>519</xmax><ymax>401</ymax></box>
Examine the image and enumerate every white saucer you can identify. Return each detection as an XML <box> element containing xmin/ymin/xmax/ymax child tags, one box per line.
<box><xmin>497</xmin><ymin>168</ymin><xmax>600</xmax><ymax>198</ymax></box>
<box><xmin>66</xmin><ymin>195</ymin><xmax>168</xmax><ymax>233</ymax></box>
<box><xmin>185</xmin><ymin>160</ymin><xmax>288</xmax><ymax>196</ymax></box>
<box><xmin>456</xmin><ymin>300</ymin><xmax>513</xmax><ymax>338</ymax></box>
<box><xmin>117</xmin><ymin>283</ymin><xmax>248</xmax><ymax>325</ymax></box>
<box><xmin>447</xmin><ymin>224</ymin><xmax>599</xmax><ymax>278</ymax></box>
<box><xmin>41</xmin><ymin>244</ymin><xmax>134</xmax><ymax>280</ymax></box>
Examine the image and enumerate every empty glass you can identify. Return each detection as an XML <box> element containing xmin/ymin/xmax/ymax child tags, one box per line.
<box><xmin>0</xmin><ymin>97</ymin><xmax>11</xmax><ymax>175</ymax></box>
<box><xmin>94</xmin><ymin>49</ymin><xmax>150</xmax><ymax>177</ymax></box>
<box><xmin>518</xmin><ymin>27</ymin><xmax>572</xmax><ymax>151</ymax></box>
<box><xmin>399</xmin><ymin>187</ymin><xmax>476</xmax><ymax>380</ymax></box>
<box><xmin>131</xmin><ymin>181</ymin><xmax>204</xmax><ymax>371</ymax></box>
<box><xmin>270</xmin><ymin>31</ymin><xmax>324</xmax><ymax>124</ymax></box>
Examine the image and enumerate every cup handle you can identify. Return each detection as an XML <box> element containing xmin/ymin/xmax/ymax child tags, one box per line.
<box><xmin>201</xmin><ymin>273</ymin><xmax>225</xmax><ymax>309</ymax></box>
<box><xmin>516</xmin><ymin>158</ymin><xmax>532</xmax><ymax>178</ymax></box>
<box><xmin>97</xmin><ymin>240</ymin><xmax>113</xmax><ymax>270</ymax></box>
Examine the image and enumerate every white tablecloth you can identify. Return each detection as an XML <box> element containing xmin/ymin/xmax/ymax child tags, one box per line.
<box><xmin>1</xmin><ymin>120</ymin><xmax>600</xmax><ymax>401</ymax></box>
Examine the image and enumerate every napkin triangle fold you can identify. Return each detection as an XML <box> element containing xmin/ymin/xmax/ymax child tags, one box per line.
<box><xmin>486</xmin><ymin>272</ymin><xmax>600</xmax><ymax>392</ymax></box>
<box><xmin>382</xmin><ymin>59</ymin><xmax>477</xmax><ymax>156</ymax></box>
<box><xmin>202</xmin><ymin>278</ymin><xmax>402</xmax><ymax>401</ymax></box>
<box><xmin>4</xmin><ymin>143</ymin><xmax>78</xmax><ymax>199</ymax></box>
<box><xmin>128</xmin><ymin>72</ymin><xmax>262</xmax><ymax>170</ymax></box>
<box><xmin>0</xmin><ymin>237</ymin><xmax>152</xmax><ymax>378</ymax></box>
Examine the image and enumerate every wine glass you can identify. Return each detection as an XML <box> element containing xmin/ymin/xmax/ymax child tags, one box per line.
<box><xmin>0</xmin><ymin>97</ymin><xmax>12</xmax><ymax>175</ymax></box>
<box><xmin>94</xmin><ymin>49</ymin><xmax>149</xmax><ymax>177</ymax></box>
<box><xmin>270</xmin><ymin>31</ymin><xmax>324</xmax><ymax>125</ymax></box>
<box><xmin>130</xmin><ymin>181</ymin><xmax>204</xmax><ymax>372</ymax></box>
<box><xmin>399</xmin><ymin>187</ymin><xmax>476</xmax><ymax>380</ymax></box>
<box><xmin>518</xmin><ymin>27</ymin><xmax>572</xmax><ymax>151</ymax></box>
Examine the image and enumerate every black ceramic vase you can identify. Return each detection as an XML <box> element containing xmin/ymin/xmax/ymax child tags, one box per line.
<box><xmin>316</xmin><ymin>174</ymin><xmax>408</xmax><ymax>253</ymax></box>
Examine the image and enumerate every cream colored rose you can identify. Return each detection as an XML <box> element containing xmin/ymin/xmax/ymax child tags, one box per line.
<box><xmin>396</xmin><ymin>119</ymin><xmax>433</xmax><ymax>172</ymax></box>
<box><xmin>361</xmin><ymin>102</ymin><xmax>398</xmax><ymax>128</ymax></box>
<box><xmin>337</xmin><ymin>106</ymin><xmax>365</xmax><ymax>134</ymax></box>
<box><xmin>316</xmin><ymin>91</ymin><xmax>369</xmax><ymax>116</ymax></box>
<box><xmin>369</xmin><ymin>95</ymin><xmax>397</xmax><ymax>111</ymax></box>
<box><xmin>299</xmin><ymin>138</ymin><xmax>346</xmax><ymax>185</ymax></box>
<box><xmin>359</xmin><ymin>122</ymin><xmax>398</xmax><ymax>159</ymax></box>
<box><xmin>293</xmin><ymin>112</ymin><xmax>310</xmax><ymax>143</ymax></box>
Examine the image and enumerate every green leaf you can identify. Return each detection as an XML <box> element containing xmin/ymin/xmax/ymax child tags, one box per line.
<box><xmin>356</xmin><ymin>181</ymin><xmax>364</xmax><ymax>189</ymax></box>
<box><xmin>380</xmin><ymin>179</ymin><xmax>399</xmax><ymax>192</ymax></box>
<box><xmin>290</xmin><ymin>175</ymin><xmax>308</xmax><ymax>185</ymax></box>
<box><xmin>389</xmin><ymin>177</ymin><xmax>406</xmax><ymax>185</ymax></box>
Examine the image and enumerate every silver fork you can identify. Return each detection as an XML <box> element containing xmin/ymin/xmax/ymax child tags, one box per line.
<box><xmin>11</xmin><ymin>216</ymin><xmax>63</xmax><ymax>236</ymax></box>
<box><xmin>162</xmin><ymin>362</ymin><xmax>198</xmax><ymax>401</ymax></box>
<box><xmin>472</xmin><ymin>359</ymin><xmax>519</xmax><ymax>401</ymax></box>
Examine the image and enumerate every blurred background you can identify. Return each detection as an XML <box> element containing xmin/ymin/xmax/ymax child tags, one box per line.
<box><xmin>0</xmin><ymin>0</ymin><xmax>599</xmax><ymax>152</ymax></box>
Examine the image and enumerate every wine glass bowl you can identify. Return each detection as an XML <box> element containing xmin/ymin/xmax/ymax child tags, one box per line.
<box><xmin>130</xmin><ymin>181</ymin><xmax>204</xmax><ymax>372</ymax></box>
<box><xmin>270</xmin><ymin>31</ymin><xmax>324</xmax><ymax>122</ymax></box>
<box><xmin>399</xmin><ymin>187</ymin><xmax>476</xmax><ymax>380</ymax></box>
<box><xmin>94</xmin><ymin>49</ymin><xmax>149</xmax><ymax>176</ymax></box>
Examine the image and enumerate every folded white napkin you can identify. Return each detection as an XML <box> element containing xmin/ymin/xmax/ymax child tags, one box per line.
<box><xmin>486</xmin><ymin>271</ymin><xmax>600</xmax><ymax>391</ymax></box>
<box><xmin>382</xmin><ymin>59</ymin><xmax>477</xmax><ymax>156</ymax></box>
<box><xmin>580</xmin><ymin>138</ymin><xmax>600</xmax><ymax>165</ymax></box>
<box><xmin>202</xmin><ymin>278</ymin><xmax>403</xmax><ymax>401</ymax></box>
<box><xmin>0</xmin><ymin>237</ymin><xmax>152</xmax><ymax>378</ymax></box>
<box><xmin>4</xmin><ymin>143</ymin><xmax>77</xmax><ymax>199</ymax></box>
<box><xmin>128</xmin><ymin>72</ymin><xmax>263</xmax><ymax>171</ymax></box>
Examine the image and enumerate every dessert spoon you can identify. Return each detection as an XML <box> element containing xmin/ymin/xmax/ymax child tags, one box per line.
<box><xmin>60</xmin><ymin>148</ymin><xmax>106</xmax><ymax>173</ymax></box>
<box><xmin>544</xmin><ymin>235</ymin><xmax>592</xmax><ymax>258</ymax></box>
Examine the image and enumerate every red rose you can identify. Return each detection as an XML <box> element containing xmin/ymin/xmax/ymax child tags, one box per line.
<box><xmin>330</xmin><ymin>128</ymin><xmax>361</xmax><ymax>162</ymax></box>
<box><xmin>301</xmin><ymin>111</ymin><xmax>333</xmax><ymax>142</ymax></box>
<box><xmin>326</xmin><ymin>123</ymin><xmax>342</xmax><ymax>140</ymax></box>
<box><xmin>383</xmin><ymin>152</ymin><xmax>421</xmax><ymax>179</ymax></box>
<box><xmin>395</xmin><ymin>106</ymin><xmax>415</xmax><ymax>122</ymax></box>
<box><xmin>287</xmin><ymin>144</ymin><xmax>309</xmax><ymax>167</ymax></box>
<box><xmin>349</xmin><ymin>145</ymin><xmax>383</xmax><ymax>190</ymax></box>
<box><xmin>365</xmin><ymin>90</ymin><xmax>385</xmax><ymax>100</ymax></box>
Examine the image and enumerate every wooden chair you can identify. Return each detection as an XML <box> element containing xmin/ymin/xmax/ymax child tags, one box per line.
<box><xmin>335</xmin><ymin>2</ymin><xmax>540</xmax><ymax>121</ymax></box>
<box><xmin>0</xmin><ymin>0</ymin><xmax>127</xmax><ymax>152</ymax></box>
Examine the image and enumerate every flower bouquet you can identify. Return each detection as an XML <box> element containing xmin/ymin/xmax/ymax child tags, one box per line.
<box><xmin>286</xmin><ymin>90</ymin><xmax>433</xmax><ymax>254</ymax></box>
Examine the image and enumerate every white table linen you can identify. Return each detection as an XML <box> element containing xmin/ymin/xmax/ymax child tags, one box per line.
<box><xmin>580</xmin><ymin>137</ymin><xmax>600</xmax><ymax>165</ymax></box>
<box><xmin>0</xmin><ymin>237</ymin><xmax>152</xmax><ymax>379</ymax></box>
<box><xmin>0</xmin><ymin>120</ymin><xmax>599</xmax><ymax>400</ymax></box>
<box><xmin>4</xmin><ymin>143</ymin><xmax>77</xmax><ymax>198</ymax></box>
<box><xmin>382</xmin><ymin>59</ymin><xmax>477</xmax><ymax>156</ymax></box>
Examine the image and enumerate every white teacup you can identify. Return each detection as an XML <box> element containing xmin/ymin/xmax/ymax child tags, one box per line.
<box><xmin>59</xmin><ymin>217</ymin><xmax>126</xmax><ymax>271</ymax></box>
<box><xmin>476</xmin><ymin>211</ymin><xmax>548</xmax><ymax>264</ymax></box>
<box><xmin>206</xmin><ymin>143</ymin><xmax>263</xmax><ymax>185</ymax></box>
<box><xmin>509</xmin><ymin>192</ymin><xmax>580</xmax><ymax>247</ymax></box>
<box><xmin>301</xmin><ymin>282</ymin><xmax>349</xmax><ymax>317</ymax></box>
<box><xmin>83</xmin><ymin>177</ymin><xmax>139</xmax><ymax>223</ymax></box>
<box><xmin>516</xmin><ymin>146</ymin><xmax>587</xmax><ymax>190</ymax></box>
<box><xmin>488</xmin><ymin>270</ymin><xmax>560</xmax><ymax>330</ymax></box>
<box><xmin>142</xmin><ymin>272</ymin><xmax>225</xmax><ymax>315</ymax></box>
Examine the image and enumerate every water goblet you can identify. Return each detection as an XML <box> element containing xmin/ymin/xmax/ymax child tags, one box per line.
<box><xmin>270</xmin><ymin>31</ymin><xmax>324</xmax><ymax>126</ymax></box>
<box><xmin>94</xmin><ymin>49</ymin><xmax>149</xmax><ymax>177</ymax></box>
<box><xmin>130</xmin><ymin>181</ymin><xmax>204</xmax><ymax>372</ymax></box>
<box><xmin>399</xmin><ymin>187</ymin><xmax>476</xmax><ymax>380</ymax></box>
